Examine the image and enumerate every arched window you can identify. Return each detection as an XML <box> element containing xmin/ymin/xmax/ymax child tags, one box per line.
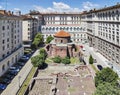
<box><xmin>67</xmin><ymin>27</ymin><xmax>69</xmax><ymax>30</ymax></box>
<box><xmin>60</xmin><ymin>27</ymin><xmax>62</xmax><ymax>30</ymax></box>
<box><xmin>2</xmin><ymin>65</ymin><xmax>5</xmax><ymax>72</ymax></box>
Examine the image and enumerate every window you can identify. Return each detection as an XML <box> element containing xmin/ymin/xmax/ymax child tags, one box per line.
<box><xmin>28</xmin><ymin>32</ymin><xmax>30</xmax><ymax>35</ymax></box>
<box><xmin>28</xmin><ymin>37</ymin><xmax>30</xmax><ymax>40</ymax></box>
<box><xmin>7</xmin><ymin>51</ymin><xmax>9</xmax><ymax>55</ymax></box>
<box><xmin>12</xmin><ymin>57</ymin><xmax>14</xmax><ymax>63</ymax></box>
<box><xmin>7</xmin><ymin>26</ymin><xmax>9</xmax><ymax>29</ymax></box>
<box><xmin>15</xmin><ymin>40</ymin><xmax>16</xmax><ymax>44</ymax></box>
<box><xmin>7</xmin><ymin>38</ymin><xmax>9</xmax><ymax>42</ymax></box>
<box><xmin>61</xmin><ymin>40</ymin><xmax>63</xmax><ymax>43</ymax></box>
<box><xmin>7</xmin><ymin>61</ymin><xmax>10</xmax><ymax>67</ymax></box>
<box><xmin>2</xmin><ymin>40</ymin><xmax>5</xmax><ymax>44</ymax></box>
<box><xmin>3</xmin><ymin>46</ymin><xmax>5</xmax><ymax>50</ymax></box>
<box><xmin>2</xmin><ymin>54</ymin><xmax>5</xmax><ymax>58</ymax></box>
<box><xmin>2</xmin><ymin>65</ymin><xmax>5</xmax><ymax>72</ymax></box>
<box><xmin>2</xmin><ymin>26</ymin><xmax>5</xmax><ymax>30</ymax></box>
<box><xmin>7</xmin><ymin>44</ymin><xmax>9</xmax><ymax>48</ymax></box>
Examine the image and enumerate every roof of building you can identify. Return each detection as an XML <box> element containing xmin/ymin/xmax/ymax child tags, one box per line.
<box><xmin>0</xmin><ymin>10</ymin><xmax>22</xmax><ymax>20</ymax></box>
<box><xmin>21</xmin><ymin>15</ymin><xmax>37</xmax><ymax>20</ymax></box>
<box><xmin>54</xmin><ymin>30</ymin><xmax>70</xmax><ymax>37</ymax></box>
<box><xmin>0</xmin><ymin>10</ymin><xmax>19</xmax><ymax>16</ymax></box>
<box><xmin>80</xmin><ymin>3</ymin><xmax>120</xmax><ymax>15</ymax></box>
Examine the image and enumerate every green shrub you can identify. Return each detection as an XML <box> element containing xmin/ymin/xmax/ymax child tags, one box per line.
<box><xmin>89</xmin><ymin>55</ymin><xmax>93</xmax><ymax>64</ymax></box>
<box><xmin>62</xmin><ymin>57</ymin><xmax>70</xmax><ymax>64</ymax></box>
<box><xmin>95</xmin><ymin>67</ymin><xmax>118</xmax><ymax>87</ymax></box>
<box><xmin>31</xmin><ymin>55</ymin><xmax>44</xmax><ymax>67</ymax></box>
<box><xmin>53</xmin><ymin>56</ymin><xmax>61</xmax><ymax>63</ymax></box>
<box><xmin>39</xmin><ymin>48</ymin><xmax>47</xmax><ymax>60</ymax></box>
<box><xmin>46</xmin><ymin>36</ymin><xmax>54</xmax><ymax>44</ymax></box>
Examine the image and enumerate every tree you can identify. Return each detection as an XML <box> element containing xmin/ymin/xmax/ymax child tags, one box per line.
<box><xmin>89</xmin><ymin>55</ymin><xmax>93</xmax><ymax>64</ymax></box>
<box><xmin>31</xmin><ymin>55</ymin><xmax>44</xmax><ymax>67</ymax></box>
<box><xmin>46</xmin><ymin>36</ymin><xmax>54</xmax><ymax>44</ymax></box>
<box><xmin>39</xmin><ymin>48</ymin><xmax>47</xmax><ymax>60</ymax></box>
<box><xmin>62</xmin><ymin>57</ymin><xmax>70</xmax><ymax>65</ymax></box>
<box><xmin>35</xmin><ymin>33</ymin><xmax>44</xmax><ymax>44</ymax></box>
<box><xmin>53</xmin><ymin>56</ymin><xmax>61</xmax><ymax>63</ymax></box>
<box><xmin>32</xmin><ymin>33</ymin><xmax>44</xmax><ymax>49</ymax></box>
<box><xmin>94</xmin><ymin>82</ymin><xmax>120</xmax><ymax>95</ymax></box>
<box><xmin>95</xmin><ymin>67</ymin><xmax>118</xmax><ymax>87</ymax></box>
<box><xmin>32</xmin><ymin>38</ymin><xmax>40</xmax><ymax>49</ymax></box>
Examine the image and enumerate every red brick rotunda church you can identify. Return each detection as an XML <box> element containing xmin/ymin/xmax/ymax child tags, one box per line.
<box><xmin>46</xmin><ymin>30</ymin><xmax>81</xmax><ymax>58</ymax></box>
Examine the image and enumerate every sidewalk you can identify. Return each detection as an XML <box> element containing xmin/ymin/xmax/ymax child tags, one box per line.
<box><xmin>83</xmin><ymin>44</ymin><xmax>120</xmax><ymax>77</ymax></box>
<box><xmin>1</xmin><ymin>50</ymin><xmax>39</xmax><ymax>95</ymax></box>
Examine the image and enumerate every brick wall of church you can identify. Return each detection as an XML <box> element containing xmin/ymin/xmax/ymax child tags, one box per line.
<box><xmin>54</xmin><ymin>37</ymin><xmax>70</xmax><ymax>44</ymax></box>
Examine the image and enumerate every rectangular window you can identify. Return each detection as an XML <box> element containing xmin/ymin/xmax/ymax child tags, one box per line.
<box><xmin>7</xmin><ymin>38</ymin><xmax>9</xmax><ymax>42</ymax></box>
<box><xmin>3</xmin><ymin>46</ymin><xmax>5</xmax><ymax>50</ymax></box>
<box><xmin>2</xmin><ymin>26</ymin><xmax>5</xmax><ymax>30</ymax></box>
<box><xmin>2</xmin><ymin>40</ymin><xmax>5</xmax><ymax>44</ymax></box>
<box><xmin>7</xmin><ymin>44</ymin><xmax>9</xmax><ymax>48</ymax></box>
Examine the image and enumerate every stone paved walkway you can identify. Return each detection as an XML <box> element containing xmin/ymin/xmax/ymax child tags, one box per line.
<box><xmin>1</xmin><ymin>50</ymin><xmax>39</xmax><ymax>95</ymax></box>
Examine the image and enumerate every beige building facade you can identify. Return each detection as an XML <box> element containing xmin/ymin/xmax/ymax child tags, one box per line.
<box><xmin>22</xmin><ymin>15</ymin><xmax>38</xmax><ymax>48</ymax></box>
<box><xmin>0</xmin><ymin>10</ymin><xmax>24</xmax><ymax>76</ymax></box>
<box><xmin>81</xmin><ymin>4</ymin><xmax>120</xmax><ymax>65</ymax></box>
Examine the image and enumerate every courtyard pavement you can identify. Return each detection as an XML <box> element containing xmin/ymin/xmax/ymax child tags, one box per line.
<box><xmin>1</xmin><ymin>50</ymin><xmax>39</xmax><ymax>95</ymax></box>
<box><xmin>28</xmin><ymin>64</ymin><xmax>95</xmax><ymax>95</ymax></box>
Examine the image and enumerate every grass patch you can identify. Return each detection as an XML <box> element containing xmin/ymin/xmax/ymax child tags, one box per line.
<box><xmin>68</xmin><ymin>87</ymin><xmax>76</xmax><ymax>93</ymax></box>
<box><xmin>91</xmin><ymin>64</ymin><xmax>98</xmax><ymax>73</ymax></box>
<box><xmin>45</xmin><ymin>57</ymin><xmax>53</xmax><ymax>64</ymax></box>
<box><xmin>17</xmin><ymin>67</ymin><xmax>37</xmax><ymax>95</ymax></box>
<box><xmin>70</xmin><ymin>57</ymin><xmax>80</xmax><ymax>64</ymax></box>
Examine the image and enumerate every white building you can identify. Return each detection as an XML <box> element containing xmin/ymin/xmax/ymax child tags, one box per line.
<box><xmin>41</xmin><ymin>13</ymin><xmax>87</xmax><ymax>43</ymax></box>
<box><xmin>22</xmin><ymin>15</ymin><xmax>38</xmax><ymax>48</ymax></box>
<box><xmin>29</xmin><ymin>10</ymin><xmax>43</xmax><ymax>32</ymax></box>
<box><xmin>29</xmin><ymin>12</ymin><xmax>87</xmax><ymax>43</ymax></box>
<box><xmin>0</xmin><ymin>10</ymin><xmax>24</xmax><ymax>76</ymax></box>
<box><xmin>81</xmin><ymin>4</ymin><xmax>120</xmax><ymax>65</ymax></box>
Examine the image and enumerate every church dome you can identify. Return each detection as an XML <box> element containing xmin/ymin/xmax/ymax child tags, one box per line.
<box><xmin>54</xmin><ymin>30</ymin><xmax>70</xmax><ymax>37</ymax></box>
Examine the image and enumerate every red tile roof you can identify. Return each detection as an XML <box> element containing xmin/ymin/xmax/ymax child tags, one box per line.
<box><xmin>54</xmin><ymin>30</ymin><xmax>70</xmax><ymax>37</ymax></box>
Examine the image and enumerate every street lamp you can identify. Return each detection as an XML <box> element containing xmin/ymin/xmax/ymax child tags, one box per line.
<box><xmin>18</xmin><ymin>75</ymin><xmax>21</xmax><ymax>88</ymax></box>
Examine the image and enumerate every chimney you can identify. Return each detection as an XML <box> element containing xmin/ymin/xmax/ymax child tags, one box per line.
<box><xmin>12</xmin><ymin>11</ymin><xmax>14</xmax><ymax>14</ymax></box>
<box><xmin>117</xmin><ymin>2</ymin><xmax>120</xmax><ymax>5</ymax></box>
<box><xmin>8</xmin><ymin>11</ymin><xmax>11</xmax><ymax>15</ymax></box>
<box><xmin>15</xmin><ymin>10</ymin><xmax>21</xmax><ymax>16</ymax></box>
